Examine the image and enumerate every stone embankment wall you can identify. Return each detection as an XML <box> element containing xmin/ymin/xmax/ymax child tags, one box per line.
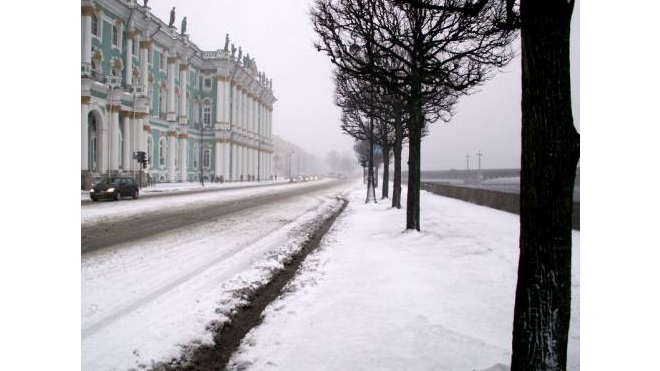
<box><xmin>421</xmin><ymin>183</ymin><xmax>580</xmax><ymax>231</ymax></box>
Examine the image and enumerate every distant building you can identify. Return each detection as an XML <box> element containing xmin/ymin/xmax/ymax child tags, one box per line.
<box><xmin>81</xmin><ymin>0</ymin><xmax>276</xmax><ymax>189</ymax></box>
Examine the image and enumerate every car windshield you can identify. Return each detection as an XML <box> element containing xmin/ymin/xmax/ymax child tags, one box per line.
<box><xmin>97</xmin><ymin>178</ymin><xmax>119</xmax><ymax>186</ymax></box>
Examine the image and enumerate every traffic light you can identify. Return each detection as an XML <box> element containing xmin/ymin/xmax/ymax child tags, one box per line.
<box><xmin>142</xmin><ymin>157</ymin><xmax>148</xmax><ymax>169</ymax></box>
<box><xmin>137</xmin><ymin>151</ymin><xmax>145</xmax><ymax>163</ymax></box>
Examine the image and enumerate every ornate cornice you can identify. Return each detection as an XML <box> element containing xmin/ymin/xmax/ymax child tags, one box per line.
<box><xmin>179</xmin><ymin>64</ymin><xmax>189</xmax><ymax>71</ymax></box>
<box><xmin>167</xmin><ymin>130</ymin><xmax>178</xmax><ymax>137</ymax></box>
<box><xmin>178</xmin><ymin>133</ymin><xmax>188</xmax><ymax>139</ymax></box>
<box><xmin>167</xmin><ymin>56</ymin><xmax>178</xmax><ymax>64</ymax></box>
<box><xmin>139</xmin><ymin>40</ymin><xmax>152</xmax><ymax>49</ymax></box>
<box><xmin>144</xmin><ymin>125</ymin><xmax>152</xmax><ymax>133</ymax></box>
<box><xmin>111</xmin><ymin>105</ymin><xmax>122</xmax><ymax>113</ymax></box>
<box><xmin>81</xmin><ymin>96</ymin><xmax>92</xmax><ymax>105</ymax></box>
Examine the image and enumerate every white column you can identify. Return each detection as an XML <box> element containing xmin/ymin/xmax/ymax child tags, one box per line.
<box><xmin>99</xmin><ymin>116</ymin><xmax>108</xmax><ymax>174</ymax></box>
<box><xmin>180</xmin><ymin>135</ymin><xmax>187</xmax><ymax>181</ymax></box>
<box><xmin>223</xmin><ymin>141</ymin><xmax>230</xmax><ymax>180</ymax></box>
<box><xmin>236</xmin><ymin>143</ymin><xmax>243</xmax><ymax>180</ymax></box>
<box><xmin>81</xmin><ymin>7</ymin><xmax>93</xmax><ymax>66</ymax></box>
<box><xmin>248</xmin><ymin>94</ymin><xmax>254</xmax><ymax>134</ymax></box>
<box><xmin>140</xmin><ymin>41</ymin><xmax>149</xmax><ymax>87</ymax></box>
<box><xmin>81</xmin><ymin>100</ymin><xmax>90</xmax><ymax>170</ymax></box>
<box><xmin>125</xmin><ymin>36</ymin><xmax>134</xmax><ymax>87</ymax></box>
<box><xmin>180</xmin><ymin>65</ymin><xmax>188</xmax><ymax>124</ymax></box>
<box><xmin>122</xmin><ymin>115</ymin><xmax>131</xmax><ymax>170</ymax></box>
<box><xmin>168</xmin><ymin>132</ymin><xmax>176</xmax><ymax>181</ymax></box>
<box><xmin>215</xmin><ymin>139</ymin><xmax>224</xmax><ymax>177</ymax></box>
<box><xmin>132</xmin><ymin>115</ymin><xmax>141</xmax><ymax>170</ymax></box>
<box><xmin>216</xmin><ymin>77</ymin><xmax>224</xmax><ymax>126</ymax></box>
<box><xmin>242</xmin><ymin>90</ymin><xmax>248</xmax><ymax>133</ymax></box>
<box><xmin>110</xmin><ymin>107</ymin><xmax>120</xmax><ymax>171</ymax></box>
<box><xmin>241</xmin><ymin>145</ymin><xmax>248</xmax><ymax>180</ymax></box>
<box><xmin>167</xmin><ymin>54</ymin><xmax>177</xmax><ymax>121</ymax></box>
<box><xmin>233</xmin><ymin>142</ymin><xmax>239</xmax><ymax>181</ymax></box>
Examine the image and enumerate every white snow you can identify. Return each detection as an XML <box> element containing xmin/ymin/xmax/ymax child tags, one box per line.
<box><xmin>227</xmin><ymin>183</ymin><xmax>580</xmax><ymax>371</ymax></box>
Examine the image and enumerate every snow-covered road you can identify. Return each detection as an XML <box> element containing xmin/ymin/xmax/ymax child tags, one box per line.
<box><xmin>81</xmin><ymin>180</ymin><xmax>352</xmax><ymax>371</ymax></box>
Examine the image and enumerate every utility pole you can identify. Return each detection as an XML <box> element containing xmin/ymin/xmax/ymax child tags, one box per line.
<box><xmin>466</xmin><ymin>153</ymin><xmax>470</xmax><ymax>171</ymax></box>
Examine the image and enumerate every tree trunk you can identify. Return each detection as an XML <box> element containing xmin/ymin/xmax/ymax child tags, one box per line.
<box><xmin>406</xmin><ymin>80</ymin><xmax>422</xmax><ymax>230</ymax></box>
<box><xmin>366</xmin><ymin>117</ymin><xmax>377</xmax><ymax>203</ymax></box>
<box><xmin>511</xmin><ymin>1</ymin><xmax>579</xmax><ymax>370</ymax></box>
<box><xmin>392</xmin><ymin>108</ymin><xmax>403</xmax><ymax>209</ymax></box>
<box><xmin>382</xmin><ymin>145</ymin><xmax>390</xmax><ymax>199</ymax></box>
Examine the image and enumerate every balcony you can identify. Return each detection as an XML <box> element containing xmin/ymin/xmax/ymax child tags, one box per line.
<box><xmin>131</xmin><ymin>85</ymin><xmax>147</xmax><ymax>96</ymax></box>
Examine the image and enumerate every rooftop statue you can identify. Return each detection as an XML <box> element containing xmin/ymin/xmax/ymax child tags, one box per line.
<box><xmin>224</xmin><ymin>34</ymin><xmax>230</xmax><ymax>51</ymax></box>
<box><xmin>237</xmin><ymin>47</ymin><xmax>242</xmax><ymax>62</ymax></box>
<box><xmin>231</xmin><ymin>44</ymin><xmax>236</xmax><ymax>58</ymax></box>
<box><xmin>143</xmin><ymin>0</ymin><xmax>148</xmax><ymax>7</ymax></box>
<box><xmin>181</xmin><ymin>17</ymin><xmax>187</xmax><ymax>34</ymax></box>
<box><xmin>168</xmin><ymin>7</ymin><xmax>175</xmax><ymax>27</ymax></box>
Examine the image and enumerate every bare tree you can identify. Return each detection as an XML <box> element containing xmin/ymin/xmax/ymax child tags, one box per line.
<box><xmin>395</xmin><ymin>1</ymin><xmax>579</xmax><ymax>369</ymax></box>
<box><xmin>311</xmin><ymin>0</ymin><xmax>516</xmax><ymax>230</ymax></box>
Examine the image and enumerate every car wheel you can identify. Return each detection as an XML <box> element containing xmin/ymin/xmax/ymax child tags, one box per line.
<box><xmin>114</xmin><ymin>191</ymin><xmax>121</xmax><ymax>201</ymax></box>
<box><xmin>91</xmin><ymin>196</ymin><xmax>98</xmax><ymax>202</ymax></box>
<box><xmin>132</xmin><ymin>190</ymin><xmax>139</xmax><ymax>199</ymax></box>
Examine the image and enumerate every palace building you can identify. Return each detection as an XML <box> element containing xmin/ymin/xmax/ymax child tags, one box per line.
<box><xmin>81</xmin><ymin>0</ymin><xmax>276</xmax><ymax>189</ymax></box>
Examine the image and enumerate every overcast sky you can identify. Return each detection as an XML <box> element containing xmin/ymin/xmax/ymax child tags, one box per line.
<box><xmin>148</xmin><ymin>0</ymin><xmax>579</xmax><ymax>171</ymax></box>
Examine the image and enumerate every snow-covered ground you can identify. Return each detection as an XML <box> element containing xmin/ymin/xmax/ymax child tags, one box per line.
<box><xmin>227</xmin><ymin>183</ymin><xmax>580</xmax><ymax>371</ymax></box>
<box><xmin>81</xmin><ymin>180</ymin><xmax>349</xmax><ymax>371</ymax></box>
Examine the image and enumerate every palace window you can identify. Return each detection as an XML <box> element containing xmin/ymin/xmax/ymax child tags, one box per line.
<box><xmin>204</xmin><ymin>78</ymin><xmax>212</xmax><ymax>90</ymax></box>
<box><xmin>91</xmin><ymin>15</ymin><xmax>99</xmax><ymax>37</ymax></box>
<box><xmin>202</xmin><ymin>105</ymin><xmax>211</xmax><ymax>126</ymax></box>
<box><xmin>112</xmin><ymin>25</ymin><xmax>119</xmax><ymax>46</ymax></box>
<box><xmin>159</xmin><ymin>88</ymin><xmax>167</xmax><ymax>118</ymax></box>
<box><xmin>194</xmin><ymin>102</ymin><xmax>200</xmax><ymax>126</ymax></box>
<box><xmin>193</xmin><ymin>143</ymin><xmax>199</xmax><ymax>169</ymax></box>
<box><xmin>159</xmin><ymin>137</ymin><xmax>167</xmax><ymax>167</ymax></box>
<box><xmin>203</xmin><ymin>147</ymin><xmax>210</xmax><ymax>168</ymax></box>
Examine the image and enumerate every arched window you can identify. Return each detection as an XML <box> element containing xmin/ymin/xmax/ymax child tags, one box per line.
<box><xmin>159</xmin><ymin>136</ymin><xmax>167</xmax><ymax>167</ymax></box>
<box><xmin>203</xmin><ymin>145</ymin><xmax>210</xmax><ymax>168</ymax></box>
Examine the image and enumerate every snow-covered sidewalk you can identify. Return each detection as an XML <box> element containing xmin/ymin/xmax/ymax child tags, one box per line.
<box><xmin>227</xmin><ymin>183</ymin><xmax>580</xmax><ymax>371</ymax></box>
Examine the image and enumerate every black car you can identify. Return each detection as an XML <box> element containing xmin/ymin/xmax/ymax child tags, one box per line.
<box><xmin>90</xmin><ymin>177</ymin><xmax>139</xmax><ymax>201</ymax></box>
